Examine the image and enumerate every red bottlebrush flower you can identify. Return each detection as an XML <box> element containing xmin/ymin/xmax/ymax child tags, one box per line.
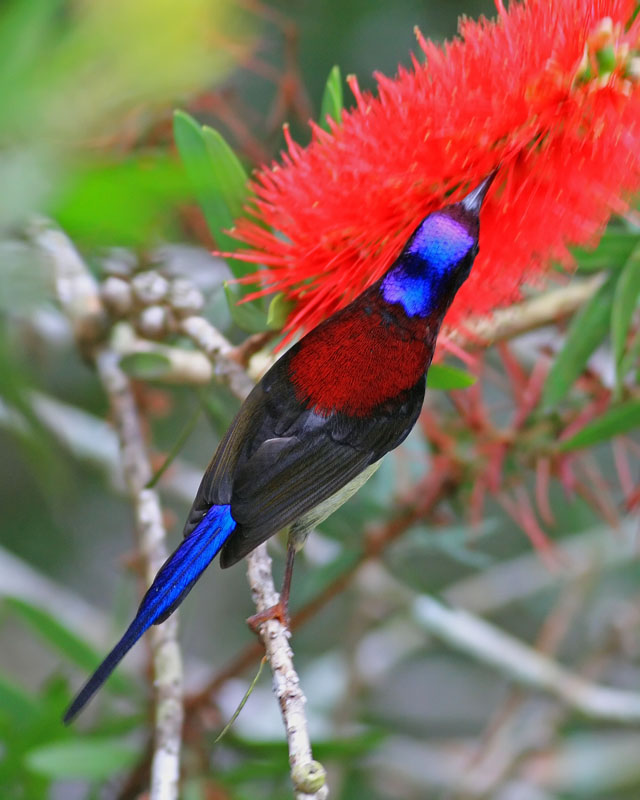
<box><xmin>232</xmin><ymin>0</ymin><xmax>640</xmax><ymax>342</ymax></box>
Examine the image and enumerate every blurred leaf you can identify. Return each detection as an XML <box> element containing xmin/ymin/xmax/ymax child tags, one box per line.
<box><xmin>573</xmin><ymin>229</ymin><xmax>640</xmax><ymax>273</ymax></box>
<box><xmin>296</xmin><ymin>550</ymin><xmax>362</xmax><ymax>606</ymax></box>
<box><xmin>198</xmin><ymin>385</ymin><xmax>238</xmax><ymax>433</ymax></box>
<box><xmin>182</xmin><ymin>781</ymin><xmax>207</xmax><ymax>800</ymax></box>
<box><xmin>120</xmin><ymin>351</ymin><xmax>173</xmax><ymax>380</ymax></box>
<box><xmin>541</xmin><ymin>274</ymin><xmax>617</xmax><ymax>407</ymax></box>
<box><xmin>0</xmin><ymin>327</ymin><xmax>58</xmax><ymax>485</ymax></box>
<box><xmin>4</xmin><ymin>597</ymin><xmax>132</xmax><ymax>695</ymax></box>
<box><xmin>0</xmin><ymin>241</ymin><xmax>51</xmax><ymax>312</ymax></box>
<box><xmin>147</xmin><ymin>405</ymin><xmax>201</xmax><ymax>488</ymax></box>
<box><xmin>558</xmin><ymin>400</ymin><xmax>640</xmax><ymax>451</ymax></box>
<box><xmin>320</xmin><ymin>65</ymin><xmax>343</xmax><ymax>130</ymax></box>
<box><xmin>266</xmin><ymin>292</ymin><xmax>293</xmax><ymax>330</ymax></box>
<box><xmin>220</xmin><ymin>731</ymin><xmax>384</xmax><ymax>786</ymax></box>
<box><xmin>612</xmin><ymin>245</ymin><xmax>640</xmax><ymax>388</ymax></box>
<box><xmin>174</xmin><ymin>111</ymin><xmax>253</xmax><ymax>271</ymax></box>
<box><xmin>399</xmin><ymin>520</ymin><xmax>497</xmax><ymax>573</ymax></box>
<box><xmin>313</xmin><ymin>730</ymin><xmax>386</xmax><ymax>759</ymax></box>
<box><xmin>228</xmin><ymin>730</ymin><xmax>384</xmax><ymax>760</ymax></box>
<box><xmin>0</xmin><ymin>0</ymin><xmax>62</xmax><ymax>125</ymax></box>
<box><xmin>222</xmin><ymin>758</ymin><xmax>290</xmax><ymax>785</ymax></box>
<box><xmin>8</xmin><ymin>0</ymin><xmax>244</xmax><ymax>141</ymax></box>
<box><xmin>620</xmin><ymin>326</ymin><xmax>640</xmax><ymax>382</ymax></box>
<box><xmin>0</xmin><ymin>674</ymin><xmax>41</xmax><ymax>724</ymax></box>
<box><xmin>427</xmin><ymin>363</ymin><xmax>477</xmax><ymax>390</ymax></box>
<box><xmin>26</xmin><ymin>738</ymin><xmax>138</xmax><ymax>780</ymax></box>
<box><xmin>52</xmin><ymin>154</ymin><xmax>189</xmax><ymax>246</ymax></box>
<box><xmin>224</xmin><ymin>282</ymin><xmax>269</xmax><ymax>333</ymax></box>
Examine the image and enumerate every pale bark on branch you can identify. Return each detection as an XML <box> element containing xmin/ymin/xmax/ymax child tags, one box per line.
<box><xmin>181</xmin><ymin>313</ymin><xmax>328</xmax><ymax>800</ymax></box>
<box><xmin>414</xmin><ymin>582</ymin><xmax>640</xmax><ymax>723</ymax></box>
<box><xmin>33</xmin><ymin>221</ymin><xmax>184</xmax><ymax>800</ymax></box>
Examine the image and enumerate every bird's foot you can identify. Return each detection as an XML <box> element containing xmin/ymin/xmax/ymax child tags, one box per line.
<box><xmin>247</xmin><ymin>600</ymin><xmax>290</xmax><ymax>634</ymax></box>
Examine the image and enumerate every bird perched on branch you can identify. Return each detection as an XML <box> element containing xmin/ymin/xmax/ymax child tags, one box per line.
<box><xmin>64</xmin><ymin>169</ymin><xmax>497</xmax><ymax>722</ymax></box>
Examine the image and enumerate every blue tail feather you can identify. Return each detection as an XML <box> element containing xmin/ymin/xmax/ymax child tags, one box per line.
<box><xmin>63</xmin><ymin>504</ymin><xmax>236</xmax><ymax>723</ymax></box>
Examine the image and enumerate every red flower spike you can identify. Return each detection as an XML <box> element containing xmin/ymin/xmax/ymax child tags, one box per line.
<box><xmin>612</xmin><ymin>438</ymin><xmax>635</xmax><ymax>500</ymax></box>
<box><xmin>230</xmin><ymin>0</ymin><xmax>640</xmax><ymax>342</ymax></box>
<box><xmin>498</xmin><ymin>488</ymin><xmax>561</xmax><ymax>569</ymax></box>
<box><xmin>535</xmin><ymin>457</ymin><xmax>556</xmax><ymax>527</ymax></box>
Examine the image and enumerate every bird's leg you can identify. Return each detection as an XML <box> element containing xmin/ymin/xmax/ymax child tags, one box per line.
<box><xmin>247</xmin><ymin>536</ymin><xmax>297</xmax><ymax>632</ymax></box>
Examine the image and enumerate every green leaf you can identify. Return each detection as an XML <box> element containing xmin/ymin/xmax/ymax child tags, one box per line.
<box><xmin>4</xmin><ymin>597</ymin><xmax>132</xmax><ymax>695</ymax></box>
<box><xmin>612</xmin><ymin>245</ymin><xmax>640</xmax><ymax>388</ymax></box>
<box><xmin>224</xmin><ymin>282</ymin><xmax>268</xmax><ymax>333</ymax></box>
<box><xmin>320</xmin><ymin>65</ymin><xmax>343</xmax><ymax>130</ymax></box>
<box><xmin>558</xmin><ymin>400</ymin><xmax>640</xmax><ymax>451</ymax></box>
<box><xmin>51</xmin><ymin>154</ymin><xmax>189</xmax><ymax>246</ymax></box>
<box><xmin>173</xmin><ymin>110</ymin><xmax>253</xmax><ymax>277</ymax></box>
<box><xmin>201</xmin><ymin>125</ymin><xmax>249</xmax><ymax>221</ymax></box>
<box><xmin>573</xmin><ymin>229</ymin><xmax>640</xmax><ymax>273</ymax></box>
<box><xmin>266</xmin><ymin>292</ymin><xmax>292</xmax><ymax>330</ymax></box>
<box><xmin>541</xmin><ymin>274</ymin><xmax>617</xmax><ymax>408</ymax></box>
<box><xmin>427</xmin><ymin>363</ymin><xmax>477</xmax><ymax>390</ymax></box>
<box><xmin>0</xmin><ymin>674</ymin><xmax>41</xmax><ymax>723</ymax></box>
<box><xmin>620</xmin><ymin>326</ymin><xmax>640</xmax><ymax>382</ymax></box>
<box><xmin>119</xmin><ymin>351</ymin><xmax>173</xmax><ymax>380</ymax></box>
<box><xmin>26</xmin><ymin>738</ymin><xmax>138</xmax><ymax>780</ymax></box>
<box><xmin>146</xmin><ymin>405</ymin><xmax>201</xmax><ymax>489</ymax></box>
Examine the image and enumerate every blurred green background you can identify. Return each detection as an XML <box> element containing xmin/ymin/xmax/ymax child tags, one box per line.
<box><xmin>1</xmin><ymin>1</ymin><xmax>640</xmax><ymax>799</ymax></box>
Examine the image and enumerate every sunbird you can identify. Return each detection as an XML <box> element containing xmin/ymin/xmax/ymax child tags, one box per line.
<box><xmin>64</xmin><ymin>169</ymin><xmax>496</xmax><ymax>722</ymax></box>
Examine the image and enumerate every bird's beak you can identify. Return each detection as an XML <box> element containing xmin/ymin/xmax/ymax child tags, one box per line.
<box><xmin>460</xmin><ymin>168</ymin><xmax>499</xmax><ymax>214</ymax></box>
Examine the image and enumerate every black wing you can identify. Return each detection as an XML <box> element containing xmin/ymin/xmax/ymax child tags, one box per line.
<box><xmin>228</xmin><ymin>357</ymin><xmax>425</xmax><ymax>566</ymax></box>
<box><xmin>183</xmin><ymin>352</ymin><xmax>425</xmax><ymax>568</ymax></box>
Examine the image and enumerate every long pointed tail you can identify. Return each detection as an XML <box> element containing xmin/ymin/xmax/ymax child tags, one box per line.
<box><xmin>64</xmin><ymin>504</ymin><xmax>236</xmax><ymax>723</ymax></box>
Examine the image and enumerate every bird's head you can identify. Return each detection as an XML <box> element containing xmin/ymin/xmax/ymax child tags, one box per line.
<box><xmin>381</xmin><ymin>169</ymin><xmax>497</xmax><ymax>317</ymax></box>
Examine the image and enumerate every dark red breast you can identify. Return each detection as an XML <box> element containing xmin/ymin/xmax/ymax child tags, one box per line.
<box><xmin>287</xmin><ymin>298</ymin><xmax>438</xmax><ymax>417</ymax></box>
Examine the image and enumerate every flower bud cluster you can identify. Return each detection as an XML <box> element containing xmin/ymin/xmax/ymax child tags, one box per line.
<box><xmin>100</xmin><ymin>254</ymin><xmax>204</xmax><ymax>340</ymax></box>
<box><xmin>575</xmin><ymin>17</ymin><xmax>640</xmax><ymax>92</ymax></box>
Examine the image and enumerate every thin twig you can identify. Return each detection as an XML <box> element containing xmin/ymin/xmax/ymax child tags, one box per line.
<box><xmin>112</xmin><ymin>323</ymin><xmax>213</xmax><ymax>385</ymax></box>
<box><xmin>33</xmin><ymin>220</ymin><xmax>184</xmax><ymax>800</ymax></box>
<box><xmin>96</xmin><ymin>350</ymin><xmax>184</xmax><ymax>800</ymax></box>
<box><xmin>413</xmin><ymin>593</ymin><xmax>640</xmax><ymax>723</ymax></box>
<box><xmin>447</xmin><ymin>274</ymin><xmax>605</xmax><ymax>348</ymax></box>
<box><xmin>178</xmin><ymin>315</ymin><xmax>255</xmax><ymax>399</ymax></box>
<box><xmin>178</xmin><ymin>313</ymin><xmax>328</xmax><ymax>799</ymax></box>
<box><xmin>247</xmin><ymin>546</ymin><xmax>328</xmax><ymax>799</ymax></box>
<box><xmin>185</xmin><ymin>460</ymin><xmax>459</xmax><ymax>714</ymax></box>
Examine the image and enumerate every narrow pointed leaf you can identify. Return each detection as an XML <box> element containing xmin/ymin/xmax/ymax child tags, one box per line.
<box><xmin>173</xmin><ymin>111</ymin><xmax>250</xmax><ymax>264</ymax></box>
<box><xmin>201</xmin><ymin>125</ymin><xmax>249</xmax><ymax>221</ymax></box>
<box><xmin>224</xmin><ymin>282</ymin><xmax>269</xmax><ymax>333</ymax></box>
<box><xmin>0</xmin><ymin>674</ymin><xmax>40</xmax><ymax>723</ymax></box>
<box><xmin>573</xmin><ymin>229</ymin><xmax>640</xmax><ymax>273</ymax></box>
<box><xmin>146</xmin><ymin>406</ymin><xmax>201</xmax><ymax>489</ymax></box>
<box><xmin>119</xmin><ymin>351</ymin><xmax>173</xmax><ymax>380</ymax></box>
<box><xmin>4</xmin><ymin>597</ymin><xmax>132</xmax><ymax>694</ymax></box>
<box><xmin>320</xmin><ymin>65</ymin><xmax>343</xmax><ymax>130</ymax></box>
<box><xmin>26</xmin><ymin>738</ymin><xmax>138</xmax><ymax>780</ymax></box>
<box><xmin>427</xmin><ymin>363</ymin><xmax>477</xmax><ymax>390</ymax></box>
<box><xmin>620</xmin><ymin>327</ymin><xmax>640</xmax><ymax>381</ymax></box>
<box><xmin>266</xmin><ymin>292</ymin><xmax>293</xmax><ymax>330</ymax></box>
<box><xmin>558</xmin><ymin>400</ymin><xmax>640</xmax><ymax>451</ymax></box>
<box><xmin>612</xmin><ymin>245</ymin><xmax>640</xmax><ymax>385</ymax></box>
<box><xmin>541</xmin><ymin>273</ymin><xmax>617</xmax><ymax>408</ymax></box>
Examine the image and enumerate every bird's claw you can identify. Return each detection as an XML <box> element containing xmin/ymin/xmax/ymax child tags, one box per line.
<box><xmin>247</xmin><ymin>601</ymin><xmax>290</xmax><ymax>633</ymax></box>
